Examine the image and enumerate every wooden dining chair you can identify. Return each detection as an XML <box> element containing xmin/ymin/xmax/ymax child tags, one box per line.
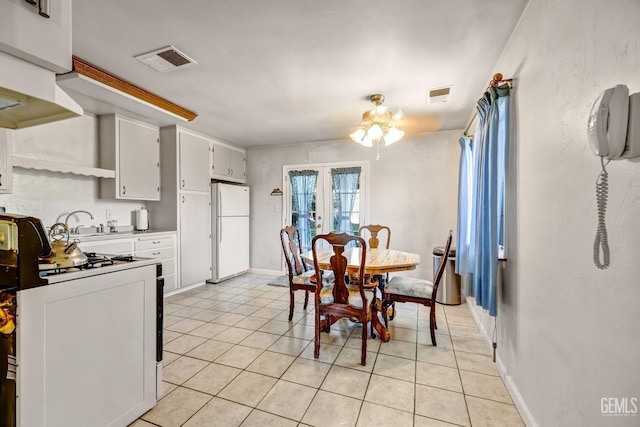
<box><xmin>358</xmin><ymin>224</ymin><xmax>392</xmax><ymax>317</ymax></box>
<box><xmin>358</xmin><ymin>224</ymin><xmax>391</xmax><ymax>249</ymax></box>
<box><xmin>381</xmin><ymin>230</ymin><xmax>452</xmax><ymax>346</ymax></box>
<box><xmin>312</xmin><ymin>232</ymin><xmax>370</xmax><ymax>366</ymax></box>
<box><xmin>280</xmin><ymin>225</ymin><xmax>317</xmax><ymax>321</ymax></box>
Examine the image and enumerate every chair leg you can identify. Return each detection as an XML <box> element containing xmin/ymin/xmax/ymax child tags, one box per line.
<box><xmin>303</xmin><ymin>290</ymin><xmax>309</xmax><ymax>310</ymax></box>
<box><xmin>314</xmin><ymin>304</ymin><xmax>321</xmax><ymax>358</ymax></box>
<box><xmin>288</xmin><ymin>289</ymin><xmax>295</xmax><ymax>321</ymax></box>
<box><xmin>361</xmin><ymin>311</ymin><xmax>368</xmax><ymax>366</ymax></box>
<box><xmin>430</xmin><ymin>308</ymin><xmax>437</xmax><ymax>346</ymax></box>
<box><xmin>381</xmin><ymin>299</ymin><xmax>390</xmax><ymax>328</ymax></box>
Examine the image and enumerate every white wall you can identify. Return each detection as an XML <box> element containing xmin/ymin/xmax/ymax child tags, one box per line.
<box><xmin>246</xmin><ymin>131</ymin><xmax>461</xmax><ymax>278</ymax></box>
<box><xmin>0</xmin><ymin>114</ymin><xmax>144</xmax><ymax>228</ymax></box>
<box><xmin>471</xmin><ymin>1</ymin><xmax>640</xmax><ymax>426</ymax></box>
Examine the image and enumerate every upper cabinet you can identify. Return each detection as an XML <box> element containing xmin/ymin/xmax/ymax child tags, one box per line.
<box><xmin>179</xmin><ymin>130</ymin><xmax>211</xmax><ymax>192</ymax></box>
<box><xmin>211</xmin><ymin>140</ymin><xmax>246</xmax><ymax>183</ymax></box>
<box><xmin>100</xmin><ymin>114</ymin><xmax>160</xmax><ymax>201</ymax></box>
<box><xmin>0</xmin><ymin>0</ymin><xmax>72</xmax><ymax>73</ymax></box>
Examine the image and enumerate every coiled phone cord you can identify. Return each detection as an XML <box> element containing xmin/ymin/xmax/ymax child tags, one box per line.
<box><xmin>593</xmin><ymin>156</ymin><xmax>610</xmax><ymax>269</ymax></box>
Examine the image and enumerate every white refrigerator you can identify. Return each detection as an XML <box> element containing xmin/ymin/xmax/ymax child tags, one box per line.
<box><xmin>210</xmin><ymin>182</ymin><xmax>250</xmax><ymax>282</ymax></box>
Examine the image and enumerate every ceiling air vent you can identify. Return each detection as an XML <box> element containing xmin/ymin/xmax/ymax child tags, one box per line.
<box><xmin>427</xmin><ymin>86</ymin><xmax>451</xmax><ymax>104</ymax></box>
<box><xmin>134</xmin><ymin>46</ymin><xmax>196</xmax><ymax>72</ymax></box>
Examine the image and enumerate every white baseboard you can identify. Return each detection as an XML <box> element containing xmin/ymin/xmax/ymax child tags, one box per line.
<box><xmin>163</xmin><ymin>281</ymin><xmax>208</xmax><ymax>297</ymax></box>
<box><xmin>249</xmin><ymin>268</ymin><xmax>283</xmax><ymax>276</ymax></box>
<box><xmin>466</xmin><ymin>297</ymin><xmax>537</xmax><ymax>427</ymax></box>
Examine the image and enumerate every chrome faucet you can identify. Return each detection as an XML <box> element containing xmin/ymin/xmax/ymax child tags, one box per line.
<box><xmin>65</xmin><ymin>210</ymin><xmax>94</xmax><ymax>232</ymax></box>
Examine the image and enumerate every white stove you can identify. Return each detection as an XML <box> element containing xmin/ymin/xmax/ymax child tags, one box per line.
<box><xmin>0</xmin><ymin>214</ymin><xmax>163</xmax><ymax>427</ymax></box>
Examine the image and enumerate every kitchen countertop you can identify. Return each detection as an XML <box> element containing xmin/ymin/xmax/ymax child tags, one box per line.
<box><xmin>69</xmin><ymin>230</ymin><xmax>176</xmax><ymax>242</ymax></box>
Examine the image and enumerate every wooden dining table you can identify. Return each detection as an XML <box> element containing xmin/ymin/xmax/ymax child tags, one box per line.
<box><xmin>300</xmin><ymin>247</ymin><xmax>420</xmax><ymax>342</ymax></box>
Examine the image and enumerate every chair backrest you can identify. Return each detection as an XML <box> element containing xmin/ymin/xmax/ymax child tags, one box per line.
<box><xmin>280</xmin><ymin>226</ymin><xmax>310</xmax><ymax>280</ymax></box>
<box><xmin>431</xmin><ymin>230</ymin><xmax>453</xmax><ymax>305</ymax></box>
<box><xmin>358</xmin><ymin>224</ymin><xmax>391</xmax><ymax>249</ymax></box>
<box><xmin>312</xmin><ymin>232</ymin><xmax>367</xmax><ymax>304</ymax></box>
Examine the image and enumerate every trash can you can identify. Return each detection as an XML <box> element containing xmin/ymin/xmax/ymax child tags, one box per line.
<box><xmin>433</xmin><ymin>246</ymin><xmax>461</xmax><ymax>305</ymax></box>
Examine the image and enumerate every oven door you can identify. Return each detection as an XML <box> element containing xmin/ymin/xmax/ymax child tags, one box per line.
<box><xmin>156</xmin><ymin>274</ymin><xmax>164</xmax><ymax>399</ymax></box>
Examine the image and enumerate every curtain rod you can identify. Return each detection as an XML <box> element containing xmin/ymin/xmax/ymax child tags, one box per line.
<box><xmin>463</xmin><ymin>73</ymin><xmax>513</xmax><ymax>138</ymax></box>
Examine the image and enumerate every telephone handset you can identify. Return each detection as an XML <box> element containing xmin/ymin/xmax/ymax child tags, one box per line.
<box><xmin>587</xmin><ymin>85</ymin><xmax>632</xmax><ymax>270</ymax></box>
<box><xmin>587</xmin><ymin>84</ymin><xmax>629</xmax><ymax>159</ymax></box>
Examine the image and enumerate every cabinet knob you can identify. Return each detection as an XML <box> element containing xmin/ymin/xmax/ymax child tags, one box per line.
<box><xmin>181</xmin><ymin>180</ymin><xmax>185</xmax><ymax>188</ymax></box>
<box><xmin>122</xmin><ymin>185</ymin><xmax>126</xmax><ymax>195</ymax></box>
<box><xmin>182</xmin><ymin>195</ymin><xmax>185</xmax><ymax>203</ymax></box>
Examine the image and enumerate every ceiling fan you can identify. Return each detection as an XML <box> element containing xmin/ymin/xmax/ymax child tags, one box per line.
<box><xmin>349</xmin><ymin>93</ymin><xmax>442</xmax><ymax>147</ymax></box>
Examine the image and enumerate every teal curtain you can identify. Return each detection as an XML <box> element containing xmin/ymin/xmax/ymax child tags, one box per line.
<box><xmin>458</xmin><ymin>85</ymin><xmax>510</xmax><ymax>316</ymax></box>
<box><xmin>331</xmin><ymin>167</ymin><xmax>361</xmax><ymax>235</ymax></box>
<box><xmin>289</xmin><ymin>170</ymin><xmax>318</xmax><ymax>252</ymax></box>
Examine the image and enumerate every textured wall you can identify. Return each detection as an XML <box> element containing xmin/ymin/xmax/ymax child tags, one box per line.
<box><xmin>246</xmin><ymin>130</ymin><xmax>461</xmax><ymax>279</ymax></box>
<box><xmin>0</xmin><ymin>115</ymin><xmax>144</xmax><ymax>228</ymax></box>
<box><xmin>470</xmin><ymin>0</ymin><xmax>640</xmax><ymax>426</ymax></box>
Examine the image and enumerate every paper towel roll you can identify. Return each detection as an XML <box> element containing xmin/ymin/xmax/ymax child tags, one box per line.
<box><xmin>135</xmin><ymin>209</ymin><xmax>149</xmax><ymax>231</ymax></box>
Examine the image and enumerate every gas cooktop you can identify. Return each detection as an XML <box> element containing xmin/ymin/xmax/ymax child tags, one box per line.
<box><xmin>38</xmin><ymin>253</ymin><xmax>160</xmax><ymax>285</ymax></box>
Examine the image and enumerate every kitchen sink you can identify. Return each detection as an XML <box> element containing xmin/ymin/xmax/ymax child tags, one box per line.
<box><xmin>69</xmin><ymin>225</ymin><xmax>135</xmax><ymax>238</ymax></box>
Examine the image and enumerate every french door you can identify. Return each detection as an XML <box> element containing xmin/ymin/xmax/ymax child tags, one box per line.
<box><xmin>283</xmin><ymin>161</ymin><xmax>368</xmax><ymax>253</ymax></box>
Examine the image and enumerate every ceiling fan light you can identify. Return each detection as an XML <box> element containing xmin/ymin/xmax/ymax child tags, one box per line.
<box><xmin>350</xmin><ymin>128</ymin><xmax>365</xmax><ymax>143</ymax></box>
<box><xmin>361</xmin><ymin>134</ymin><xmax>373</xmax><ymax>147</ymax></box>
<box><xmin>367</xmin><ymin>124</ymin><xmax>383</xmax><ymax>139</ymax></box>
<box><xmin>384</xmin><ymin>127</ymin><xmax>404</xmax><ymax>146</ymax></box>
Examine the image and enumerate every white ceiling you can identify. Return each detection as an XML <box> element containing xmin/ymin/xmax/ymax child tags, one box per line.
<box><xmin>70</xmin><ymin>0</ymin><xmax>528</xmax><ymax>148</ymax></box>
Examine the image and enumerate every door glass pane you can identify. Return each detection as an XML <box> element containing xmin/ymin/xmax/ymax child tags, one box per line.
<box><xmin>330</xmin><ymin>167</ymin><xmax>362</xmax><ymax>236</ymax></box>
<box><xmin>289</xmin><ymin>170</ymin><xmax>318</xmax><ymax>253</ymax></box>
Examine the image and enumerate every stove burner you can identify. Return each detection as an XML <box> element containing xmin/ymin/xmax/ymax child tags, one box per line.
<box><xmin>39</xmin><ymin>253</ymin><xmax>138</xmax><ymax>277</ymax></box>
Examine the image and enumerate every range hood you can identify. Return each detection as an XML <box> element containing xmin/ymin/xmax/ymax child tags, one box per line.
<box><xmin>0</xmin><ymin>51</ymin><xmax>83</xmax><ymax>129</ymax></box>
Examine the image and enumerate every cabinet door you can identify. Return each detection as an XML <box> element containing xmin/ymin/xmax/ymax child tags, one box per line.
<box><xmin>118</xmin><ymin>119</ymin><xmax>160</xmax><ymax>200</ymax></box>
<box><xmin>179</xmin><ymin>132</ymin><xmax>210</xmax><ymax>192</ymax></box>
<box><xmin>179</xmin><ymin>192</ymin><xmax>211</xmax><ymax>287</ymax></box>
<box><xmin>228</xmin><ymin>149</ymin><xmax>246</xmax><ymax>180</ymax></box>
<box><xmin>0</xmin><ymin>0</ymin><xmax>72</xmax><ymax>73</ymax></box>
<box><xmin>211</xmin><ymin>143</ymin><xmax>230</xmax><ymax>178</ymax></box>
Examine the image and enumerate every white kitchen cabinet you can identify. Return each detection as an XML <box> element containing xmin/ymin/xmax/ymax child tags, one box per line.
<box><xmin>17</xmin><ymin>262</ymin><xmax>158</xmax><ymax>427</ymax></box>
<box><xmin>179</xmin><ymin>192</ymin><xmax>212</xmax><ymax>287</ymax></box>
<box><xmin>211</xmin><ymin>140</ymin><xmax>246</xmax><ymax>183</ymax></box>
<box><xmin>100</xmin><ymin>114</ymin><xmax>161</xmax><ymax>201</ymax></box>
<box><xmin>179</xmin><ymin>131</ymin><xmax>211</xmax><ymax>192</ymax></box>
<box><xmin>0</xmin><ymin>129</ymin><xmax>12</xmax><ymax>194</ymax></box>
<box><xmin>134</xmin><ymin>235</ymin><xmax>178</xmax><ymax>294</ymax></box>
<box><xmin>0</xmin><ymin>0</ymin><xmax>72</xmax><ymax>73</ymax></box>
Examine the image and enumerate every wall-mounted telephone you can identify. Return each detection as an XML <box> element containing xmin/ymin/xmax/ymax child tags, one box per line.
<box><xmin>587</xmin><ymin>84</ymin><xmax>640</xmax><ymax>269</ymax></box>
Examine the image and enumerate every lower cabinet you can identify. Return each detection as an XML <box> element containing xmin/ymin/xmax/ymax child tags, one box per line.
<box><xmin>134</xmin><ymin>235</ymin><xmax>177</xmax><ymax>294</ymax></box>
<box><xmin>77</xmin><ymin>232</ymin><xmax>178</xmax><ymax>294</ymax></box>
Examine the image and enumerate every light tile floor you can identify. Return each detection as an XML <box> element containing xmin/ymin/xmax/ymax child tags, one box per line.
<box><xmin>133</xmin><ymin>273</ymin><xmax>524</xmax><ymax>427</ymax></box>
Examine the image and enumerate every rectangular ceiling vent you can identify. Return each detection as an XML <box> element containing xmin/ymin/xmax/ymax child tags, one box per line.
<box><xmin>427</xmin><ymin>86</ymin><xmax>451</xmax><ymax>104</ymax></box>
<box><xmin>134</xmin><ymin>46</ymin><xmax>196</xmax><ymax>72</ymax></box>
